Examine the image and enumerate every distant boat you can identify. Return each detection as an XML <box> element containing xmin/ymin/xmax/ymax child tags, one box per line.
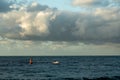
<box><xmin>29</xmin><ymin>58</ymin><xmax>33</xmax><ymax>64</ymax></box>
<box><xmin>52</xmin><ymin>61</ymin><xmax>60</xmax><ymax>64</ymax></box>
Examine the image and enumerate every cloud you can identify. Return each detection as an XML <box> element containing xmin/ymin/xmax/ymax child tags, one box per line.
<box><xmin>27</xmin><ymin>2</ymin><xmax>49</xmax><ymax>12</ymax></box>
<box><xmin>0</xmin><ymin>1</ymin><xmax>120</xmax><ymax>45</ymax></box>
<box><xmin>72</xmin><ymin>0</ymin><xmax>109</xmax><ymax>7</ymax></box>
<box><xmin>72</xmin><ymin>0</ymin><xmax>120</xmax><ymax>8</ymax></box>
<box><xmin>74</xmin><ymin>7</ymin><xmax>120</xmax><ymax>42</ymax></box>
<box><xmin>18</xmin><ymin>11</ymin><xmax>53</xmax><ymax>37</ymax></box>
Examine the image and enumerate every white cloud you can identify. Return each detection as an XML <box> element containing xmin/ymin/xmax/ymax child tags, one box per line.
<box><xmin>0</xmin><ymin>7</ymin><xmax>55</xmax><ymax>39</ymax></box>
<box><xmin>18</xmin><ymin>11</ymin><xmax>53</xmax><ymax>37</ymax></box>
<box><xmin>72</xmin><ymin>0</ymin><xmax>109</xmax><ymax>7</ymax></box>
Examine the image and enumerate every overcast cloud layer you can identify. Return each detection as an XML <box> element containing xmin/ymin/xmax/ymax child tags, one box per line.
<box><xmin>0</xmin><ymin>0</ymin><xmax>120</xmax><ymax>45</ymax></box>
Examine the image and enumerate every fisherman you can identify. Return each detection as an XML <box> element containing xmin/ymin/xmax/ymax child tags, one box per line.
<box><xmin>29</xmin><ymin>58</ymin><xmax>33</xmax><ymax>64</ymax></box>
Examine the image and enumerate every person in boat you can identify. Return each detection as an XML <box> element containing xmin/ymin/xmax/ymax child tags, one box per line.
<box><xmin>29</xmin><ymin>58</ymin><xmax>33</xmax><ymax>64</ymax></box>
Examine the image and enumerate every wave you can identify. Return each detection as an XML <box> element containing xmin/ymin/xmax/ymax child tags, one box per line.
<box><xmin>0</xmin><ymin>76</ymin><xmax>120</xmax><ymax>80</ymax></box>
<box><xmin>58</xmin><ymin>76</ymin><xmax>120</xmax><ymax>80</ymax></box>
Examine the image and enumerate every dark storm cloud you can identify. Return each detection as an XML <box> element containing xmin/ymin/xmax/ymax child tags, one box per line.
<box><xmin>16</xmin><ymin>10</ymin><xmax>120</xmax><ymax>44</ymax></box>
<box><xmin>0</xmin><ymin>1</ymin><xmax>120</xmax><ymax>44</ymax></box>
<box><xmin>48</xmin><ymin>12</ymin><xmax>78</xmax><ymax>41</ymax></box>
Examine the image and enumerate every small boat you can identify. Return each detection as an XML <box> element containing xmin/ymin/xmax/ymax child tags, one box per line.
<box><xmin>52</xmin><ymin>61</ymin><xmax>60</xmax><ymax>64</ymax></box>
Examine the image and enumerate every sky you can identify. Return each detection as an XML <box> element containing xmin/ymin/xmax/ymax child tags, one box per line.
<box><xmin>0</xmin><ymin>0</ymin><xmax>120</xmax><ymax>56</ymax></box>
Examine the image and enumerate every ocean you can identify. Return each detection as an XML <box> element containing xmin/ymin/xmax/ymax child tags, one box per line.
<box><xmin>0</xmin><ymin>56</ymin><xmax>120</xmax><ymax>80</ymax></box>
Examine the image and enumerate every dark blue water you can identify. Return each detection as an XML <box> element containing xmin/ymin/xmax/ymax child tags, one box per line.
<box><xmin>0</xmin><ymin>56</ymin><xmax>120</xmax><ymax>80</ymax></box>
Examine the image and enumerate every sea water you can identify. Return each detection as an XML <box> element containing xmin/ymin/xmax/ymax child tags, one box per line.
<box><xmin>0</xmin><ymin>56</ymin><xmax>120</xmax><ymax>80</ymax></box>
